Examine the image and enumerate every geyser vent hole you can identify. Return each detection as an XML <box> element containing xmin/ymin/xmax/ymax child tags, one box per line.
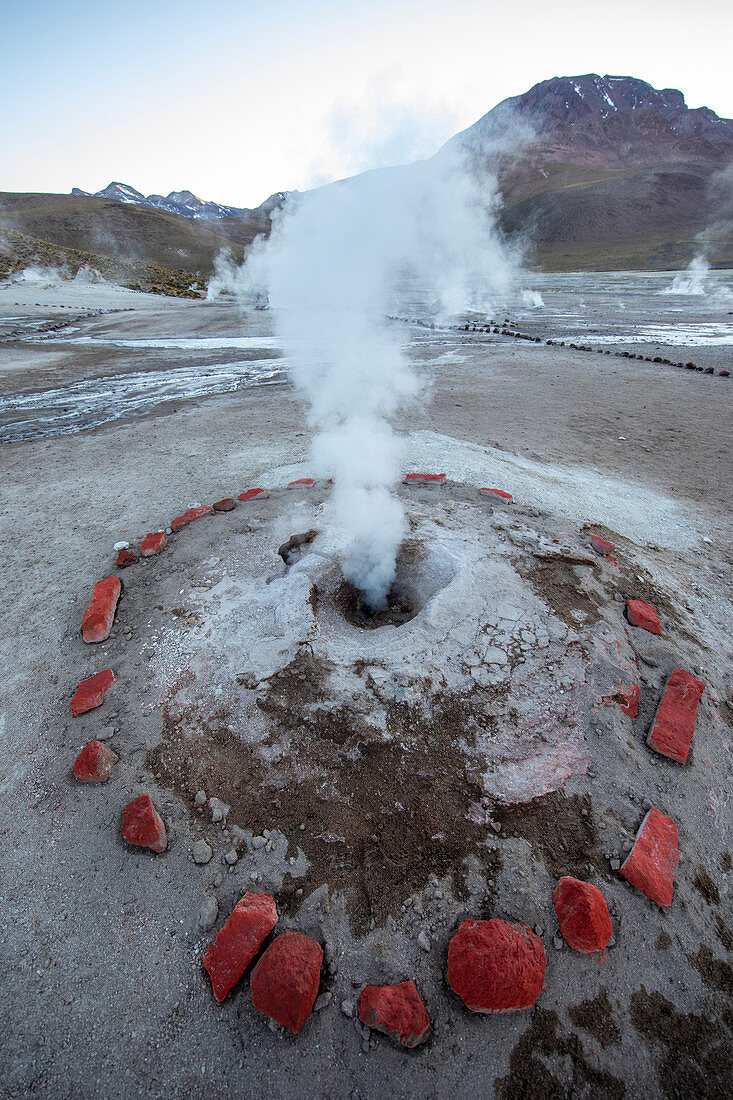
<box><xmin>337</xmin><ymin>579</ymin><xmax>417</xmax><ymax>630</ymax></box>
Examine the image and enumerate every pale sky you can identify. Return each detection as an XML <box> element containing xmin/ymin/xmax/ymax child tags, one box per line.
<box><xmin>3</xmin><ymin>0</ymin><xmax>732</xmax><ymax>209</ymax></box>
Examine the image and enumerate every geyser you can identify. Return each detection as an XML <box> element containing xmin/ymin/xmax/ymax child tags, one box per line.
<box><xmin>235</xmin><ymin>147</ymin><xmax>522</xmax><ymax>607</ymax></box>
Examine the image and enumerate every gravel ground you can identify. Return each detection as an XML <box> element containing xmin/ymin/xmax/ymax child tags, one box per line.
<box><xmin>1</xmin><ymin>282</ymin><xmax>732</xmax><ymax>1099</ymax></box>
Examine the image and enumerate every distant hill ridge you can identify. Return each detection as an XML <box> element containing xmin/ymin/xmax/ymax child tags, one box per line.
<box><xmin>70</xmin><ymin>182</ymin><xmax>286</xmax><ymax>222</ymax></box>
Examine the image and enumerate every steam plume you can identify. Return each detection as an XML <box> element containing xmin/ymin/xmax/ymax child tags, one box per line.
<box><xmin>236</xmin><ymin>145</ymin><xmax>523</xmax><ymax>607</ymax></box>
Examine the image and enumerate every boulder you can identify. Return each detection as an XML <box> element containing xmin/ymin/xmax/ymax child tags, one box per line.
<box><xmin>203</xmin><ymin>892</ymin><xmax>278</xmax><ymax>1002</ymax></box>
<box><xmin>170</xmin><ymin>505</ymin><xmax>213</xmax><ymax>532</ymax></box>
<box><xmin>116</xmin><ymin>549</ymin><xmax>138</xmax><ymax>568</ymax></box>
<box><xmin>619</xmin><ymin>808</ymin><xmax>679</xmax><ymax>907</ymax></box>
<box><xmin>73</xmin><ymin>741</ymin><xmax>118</xmax><ymax>782</ymax></box>
<box><xmin>647</xmin><ymin>668</ymin><xmax>704</xmax><ymax>763</ymax></box>
<box><xmin>358</xmin><ymin>980</ymin><xmax>431</xmax><ymax>1047</ymax></box>
<box><xmin>447</xmin><ymin>918</ymin><xmax>546</xmax><ymax>1013</ymax></box>
<box><xmin>212</xmin><ymin>498</ymin><xmax>236</xmax><ymax>512</ymax></box>
<box><xmin>238</xmin><ymin>488</ymin><xmax>266</xmax><ymax>501</ymax></box>
<box><xmin>552</xmin><ymin>877</ymin><xmax>612</xmax><ymax>956</ymax></box>
<box><xmin>81</xmin><ymin>577</ymin><xmax>122</xmax><ymax>642</ymax></box>
<box><xmin>121</xmin><ymin>794</ymin><xmax>167</xmax><ymax>853</ymax></box>
<box><xmin>140</xmin><ymin>531</ymin><xmax>167</xmax><ymax>557</ymax></box>
<box><xmin>250</xmin><ymin>931</ymin><xmax>322</xmax><ymax>1034</ymax></box>
<box><xmin>626</xmin><ymin>599</ymin><xmax>661</xmax><ymax>634</ymax></box>
<box><xmin>70</xmin><ymin>668</ymin><xmax>115</xmax><ymax>715</ymax></box>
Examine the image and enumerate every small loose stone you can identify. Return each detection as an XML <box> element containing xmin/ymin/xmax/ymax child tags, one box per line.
<box><xmin>192</xmin><ymin>840</ymin><xmax>213</xmax><ymax>865</ymax></box>
<box><xmin>198</xmin><ymin>895</ymin><xmax>218</xmax><ymax>931</ymax></box>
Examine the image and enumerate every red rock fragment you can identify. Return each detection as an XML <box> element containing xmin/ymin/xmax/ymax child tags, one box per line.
<box><xmin>403</xmin><ymin>472</ymin><xmax>446</xmax><ymax>483</ymax></box>
<box><xmin>250</xmin><ymin>931</ymin><xmax>322</xmax><ymax>1034</ymax></box>
<box><xmin>238</xmin><ymin>488</ymin><xmax>266</xmax><ymax>501</ymax></box>
<box><xmin>619</xmin><ymin>808</ymin><xmax>679</xmax><ymax>907</ymax></box>
<box><xmin>553</xmin><ymin>877</ymin><xmax>612</xmax><ymax>957</ymax></box>
<box><xmin>81</xmin><ymin>576</ymin><xmax>122</xmax><ymax>643</ymax></box>
<box><xmin>447</xmin><ymin>918</ymin><xmax>546</xmax><ymax>1013</ymax></box>
<box><xmin>610</xmin><ymin>682</ymin><xmax>640</xmax><ymax>719</ymax></box>
<box><xmin>626</xmin><ymin>599</ymin><xmax>661</xmax><ymax>635</ymax></box>
<box><xmin>140</xmin><ymin>531</ymin><xmax>167</xmax><ymax>557</ymax></box>
<box><xmin>358</xmin><ymin>980</ymin><xmax>431</xmax><ymax>1048</ymax></box>
<box><xmin>73</xmin><ymin>741</ymin><xmax>118</xmax><ymax>782</ymax></box>
<box><xmin>590</xmin><ymin>534</ymin><xmax>615</xmax><ymax>557</ymax></box>
<box><xmin>116</xmin><ymin>548</ymin><xmax>138</xmax><ymax>568</ymax></box>
<box><xmin>203</xmin><ymin>892</ymin><xmax>278</xmax><ymax>1002</ymax></box>
<box><xmin>286</xmin><ymin>478</ymin><xmax>315</xmax><ymax>488</ymax></box>
<box><xmin>121</xmin><ymin>794</ymin><xmax>167</xmax><ymax>853</ymax></box>
<box><xmin>480</xmin><ymin>487</ymin><xmax>513</xmax><ymax>501</ymax></box>
<box><xmin>647</xmin><ymin>669</ymin><xmax>704</xmax><ymax>763</ymax></box>
<box><xmin>70</xmin><ymin>668</ymin><xmax>115</xmax><ymax>715</ymax></box>
<box><xmin>170</xmin><ymin>505</ymin><xmax>213</xmax><ymax>532</ymax></box>
<box><xmin>212</xmin><ymin>498</ymin><xmax>236</xmax><ymax>512</ymax></box>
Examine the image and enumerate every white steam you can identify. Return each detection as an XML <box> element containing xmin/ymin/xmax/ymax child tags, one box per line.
<box><xmin>234</xmin><ymin>146</ymin><xmax>523</xmax><ymax>607</ymax></box>
<box><xmin>664</xmin><ymin>254</ymin><xmax>710</xmax><ymax>296</ymax></box>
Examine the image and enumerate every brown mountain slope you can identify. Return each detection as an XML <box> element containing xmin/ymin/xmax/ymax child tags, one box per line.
<box><xmin>0</xmin><ymin>193</ymin><xmax>248</xmax><ymax>293</ymax></box>
<box><xmin>450</xmin><ymin>74</ymin><xmax>733</xmax><ymax>269</ymax></box>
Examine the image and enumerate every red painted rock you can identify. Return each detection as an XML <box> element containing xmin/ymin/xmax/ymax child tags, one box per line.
<box><xmin>203</xmin><ymin>892</ymin><xmax>278</xmax><ymax>1002</ymax></box>
<box><xmin>73</xmin><ymin>741</ymin><xmax>118</xmax><ymax>782</ymax></box>
<box><xmin>239</xmin><ymin>488</ymin><xmax>266</xmax><ymax>501</ymax></box>
<box><xmin>250</xmin><ymin>931</ymin><xmax>322</xmax><ymax>1034</ymax></box>
<box><xmin>447</xmin><ymin>918</ymin><xmax>546</xmax><ymax>1013</ymax></box>
<box><xmin>140</xmin><ymin>531</ymin><xmax>167</xmax><ymax>557</ymax></box>
<box><xmin>480</xmin><ymin>487</ymin><xmax>513</xmax><ymax>501</ymax></box>
<box><xmin>121</xmin><ymin>794</ymin><xmax>167</xmax><ymax>853</ymax></box>
<box><xmin>286</xmin><ymin>478</ymin><xmax>315</xmax><ymax>488</ymax></box>
<box><xmin>626</xmin><ymin>599</ymin><xmax>661</xmax><ymax>634</ymax></box>
<box><xmin>358</xmin><ymin>980</ymin><xmax>431</xmax><ymax>1048</ymax></box>
<box><xmin>590</xmin><ymin>534</ymin><xmax>615</xmax><ymax>557</ymax></box>
<box><xmin>70</xmin><ymin>668</ymin><xmax>115</xmax><ymax>715</ymax></box>
<box><xmin>647</xmin><ymin>669</ymin><xmax>705</xmax><ymax>764</ymax></box>
<box><xmin>81</xmin><ymin>576</ymin><xmax>122</xmax><ymax>642</ymax></box>
<box><xmin>619</xmin><ymin>808</ymin><xmax>679</xmax><ymax>907</ymax></box>
<box><xmin>403</xmin><ymin>472</ymin><xmax>446</xmax><ymax>483</ymax></box>
<box><xmin>116</xmin><ymin>548</ymin><xmax>138</xmax><ymax>568</ymax></box>
<box><xmin>552</xmin><ymin>877</ymin><xmax>612</xmax><ymax>956</ymax></box>
<box><xmin>212</xmin><ymin>497</ymin><xmax>236</xmax><ymax>512</ymax></box>
<box><xmin>171</xmin><ymin>505</ymin><xmax>213</xmax><ymax>532</ymax></box>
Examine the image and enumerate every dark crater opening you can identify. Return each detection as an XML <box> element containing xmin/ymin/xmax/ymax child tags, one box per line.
<box><xmin>336</xmin><ymin>578</ymin><xmax>418</xmax><ymax>629</ymax></box>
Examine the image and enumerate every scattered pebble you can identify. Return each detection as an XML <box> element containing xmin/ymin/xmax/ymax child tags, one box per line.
<box><xmin>314</xmin><ymin>991</ymin><xmax>332</xmax><ymax>1012</ymax></box>
<box><xmin>198</xmin><ymin>895</ymin><xmax>218</xmax><ymax>932</ymax></box>
<box><xmin>192</xmin><ymin>840</ymin><xmax>213</xmax><ymax>865</ymax></box>
<box><xmin>224</xmin><ymin>848</ymin><xmax>238</xmax><ymax>865</ymax></box>
<box><xmin>417</xmin><ymin>930</ymin><xmax>431</xmax><ymax>953</ymax></box>
<box><xmin>209</xmin><ymin>797</ymin><xmax>230</xmax><ymax>823</ymax></box>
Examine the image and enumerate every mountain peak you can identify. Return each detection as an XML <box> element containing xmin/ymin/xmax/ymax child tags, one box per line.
<box><xmin>448</xmin><ymin>73</ymin><xmax>733</xmax><ymax>166</ymax></box>
<box><xmin>70</xmin><ymin>182</ymin><xmax>251</xmax><ymax>220</ymax></box>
